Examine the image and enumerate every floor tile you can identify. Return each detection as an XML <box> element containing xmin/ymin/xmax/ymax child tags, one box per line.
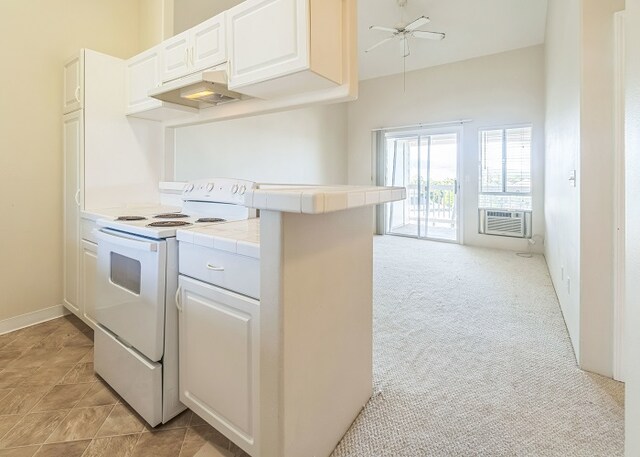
<box><xmin>227</xmin><ymin>444</ymin><xmax>250</xmax><ymax>457</ymax></box>
<box><xmin>78</xmin><ymin>348</ymin><xmax>93</xmax><ymax>364</ymax></box>
<box><xmin>46</xmin><ymin>406</ymin><xmax>112</xmax><ymax>443</ymax></box>
<box><xmin>0</xmin><ymin>416</ymin><xmax>21</xmax><ymax>440</ymax></box>
<box><xmin>75</xmin><ymin>382</ymin><xmax>119</xmax><ymax>408</ymax></box>
<box><xmin>130</xmin><ymin>429</ymin><xmax>186</xmax><ymax>457</ymax></box>
<box><xmin>0</xmin><ymin>352</ymin><xmax>23</xmax><ymax>367</ymax></box>
<box><xmin>0</xmin><ymin>370</ymin><xmax>37</xmax><ymax>390</ymax></box>
<box><xmin>81</xmin><ymin>434</ymin><xmax>139</xmax><ymax>457</ymax></box>
<box><xmin>61</xmin><ymin>332</ymin><xmax>92</xmax><ymax>348</ymax></box>
<box><xmin>145</xmin><ymin>410</ymin><xmax>191</xmax><ymax>432</ymax></box>
<box><xmin>0</xmin><ymin>410</ymin><xmax>68</xmax><ymax>448</ymax></box>
<box><xmin>47</xmin><ymin>347</ymin><xmax>91</xmax><ymax>366</ymax></box>
<box><xmin>33</xmin><ymin>439</ymin><xmax>91</xmax><ymax>457</ymax></box>
<box><xmin>178</xmin><ymin>426</ymin><xmax>232</xmax><ymax>457</ymax></box>
<box><xmin>0</xmin><ymin>391</ymin><xmax>11</xmax><ymax>403</ymax></box>
<box><xmin>189</xmin><ymin>414</ymin><xmax>208</xmax><ymax>427</ymax></box>
<box><xmin>31</xmin><ymin>384</ymin><xmax>93</xmax><ymax>412</ymax></box>
<box><xmin>19</xmin><ymin>366</ymin><xmax>74</xmax><ymax>389</ymax></box>
<box><xmin>6</xmin><ymin>349</ymin><xmax>52</xmax><ymax>370</ymax></box>
<box><xmin>0</xmin><ymin>387</ymin><xmax>49</xmax><ymax>415</ymax></box>
<box><xmin>96</xmin><ymin>404</ymin><xmax>145</xmax><ymax>437</ymax></box>
<box><xmin>0</xmin><ymin>445</ymin><xmax>40</xmax><ymax>456</ymax></box>
<box><xmin>58</xmin><ymin>363</ymin><xmax>95</xmax><ymax>385</ymax></box>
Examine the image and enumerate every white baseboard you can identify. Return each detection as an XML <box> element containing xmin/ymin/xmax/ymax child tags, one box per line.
<box><xmin>0</xmin><ymin>304</ymin><xmax>70</xmax><ymax>336</ymax></box>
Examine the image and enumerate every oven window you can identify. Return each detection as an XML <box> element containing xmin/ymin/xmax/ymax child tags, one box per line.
<box><xmin>110</xmin><ymin>252</ymin><xmax>141</xmax><ymax>294</ymax></box>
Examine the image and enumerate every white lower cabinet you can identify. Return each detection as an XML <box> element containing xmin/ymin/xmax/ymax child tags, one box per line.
<box><xmin>177</xmin><ymin>275</ymin><xmax>259</xmax><ymax>456</ymax></box>
<box><xmin>80</xmin><ymin>240</ymin><xmax>98</xmax><ymax>328</ymax></box>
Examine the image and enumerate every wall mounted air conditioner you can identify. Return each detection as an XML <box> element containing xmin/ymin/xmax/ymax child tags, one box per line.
<box><xmin>479</xmin><ymin>209</ymin><xmax>532</xmax><ymax>238</ymax></box>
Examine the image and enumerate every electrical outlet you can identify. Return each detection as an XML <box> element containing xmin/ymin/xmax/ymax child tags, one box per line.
<box><xmin>567</xmin><ymin>277</ymin><xmax>571</xmax><ymax>295</ymax></box>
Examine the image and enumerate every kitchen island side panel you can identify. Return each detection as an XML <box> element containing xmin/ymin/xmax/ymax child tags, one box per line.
<box><xmin>280</xmin><ymin>206</ymin><xmax>374</xmax><ymax>457</ymax></box>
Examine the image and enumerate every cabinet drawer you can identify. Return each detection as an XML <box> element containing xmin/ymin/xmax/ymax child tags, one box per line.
<box><xmin>179</xmin><ymin>243</ymin><xmax>260</xmax><ymax>299</ymax></box>
<box><xmin>80</xmin><ymin>217</ymin><xmax>98</xmax><ymax>243</ymax></box>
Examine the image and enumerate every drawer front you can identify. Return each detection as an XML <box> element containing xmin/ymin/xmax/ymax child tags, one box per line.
<box><xmin>179</xmin><ymin>243</ymin><xmax>260</xmax><ymax>299</ymax></box>
<box><xmin>80</xmin><ymin>217</ymin><xmax>98</xmax><ymax>243</ymax></box>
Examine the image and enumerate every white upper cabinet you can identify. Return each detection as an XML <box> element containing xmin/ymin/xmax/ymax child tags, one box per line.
<box><xmin>227</xmin><ymin>0</ymin><xmax>343</xmax><ymax>99</ymax></box>
<box><xmin>191</xmin><ymin>14</ymin><xmax>227</xmax><ymax>73</ymax></box>
<box><xmin>126</xmin><ymin>46</ymin><xmax>162</xmax><ymax>114</ymax></box>
<box><xmin>63</xmin><ymin>52</ymin><xmax>83</xmax><ymax>113</ymax></box>
<box><xmin>161</xmin><ymin>13</ymin><xmax>227</xmax><ymax>83</ymax></box>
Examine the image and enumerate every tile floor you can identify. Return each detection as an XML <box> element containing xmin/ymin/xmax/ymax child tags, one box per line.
<box><xmin>0</xmin><ymin>315</ymin><xmax>249</xmax><ymax>457</ymax></box>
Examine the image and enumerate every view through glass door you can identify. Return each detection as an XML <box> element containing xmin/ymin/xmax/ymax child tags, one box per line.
<box><xmin>384</xmin><ymin>129</ymin><xmax>460</xmax><ymax>242</ymax></box>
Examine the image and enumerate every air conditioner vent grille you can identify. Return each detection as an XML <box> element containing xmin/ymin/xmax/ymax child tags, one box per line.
<box><xmin>480</xmin><ymin>209</ymin><xmax>530</xmax><ymax>238</ymax></box>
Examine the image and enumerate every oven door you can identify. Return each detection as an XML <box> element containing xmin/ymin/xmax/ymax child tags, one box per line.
<box><xmin>95</xmin><ymin>228</ymin><xmax>167</xmax><ymax>362</ymax></box>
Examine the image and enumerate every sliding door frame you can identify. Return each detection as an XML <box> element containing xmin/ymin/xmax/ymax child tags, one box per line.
<box><xmin>377</xmin><ymin>125</ymin><xmax>464</xmax><ymax>244</ymax></box>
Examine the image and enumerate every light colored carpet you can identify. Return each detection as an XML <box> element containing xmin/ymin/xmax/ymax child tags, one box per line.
<box><xmin>332</xmin><ymin>236</ymin><xmax>624</xmax><ymax>457</ymax></box>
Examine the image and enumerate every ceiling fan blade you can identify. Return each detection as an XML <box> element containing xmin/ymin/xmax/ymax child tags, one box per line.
<box><xmin>369</xmin><ymin>25</ymin><xmax>399</xmax><ymax>33</ymax></box>
<box><xmin>404</xmin><ymin>16</ymin><xmax>430</xmax><ymax>32</ymax></box>
<box><xmin>365</xmin><ymin>36</ymin><xmax>396</xmax><ymax>53</ymax></box>
<box><xmin>412</xmin><ymin>30</ymin><xmax>446</xmax><ymax>41</ymax></box>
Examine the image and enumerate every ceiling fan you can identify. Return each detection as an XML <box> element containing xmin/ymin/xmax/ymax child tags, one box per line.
<box><xmin>366</xmin><ymin>0</ymin><xmax>445</xmax><ymax>58</ymax></box>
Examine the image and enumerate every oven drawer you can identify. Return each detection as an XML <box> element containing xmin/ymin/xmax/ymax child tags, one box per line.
<box><xmin>94</xmin><ymin>324</ymin><xmax>162</xmax><ymax>426</ymax></box>
<box><xmin>179</xmin><ymin>243</ymin><xmax>260</xmax><ymax>299</ymax></box>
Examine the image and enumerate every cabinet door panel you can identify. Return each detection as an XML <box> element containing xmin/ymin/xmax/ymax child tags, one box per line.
<box><xmin>227</xmin><ymin>0</ymin><xmax>309</xmax><ymax>89</ymax></box>
<box><xmin>63</xmin><ymin>53</ymin><xmax>83</xmax><ymax>113</ymax></box>
<box><xmin>63</xmin><ymin>111</ymin><xmax>83</xmax><ymax>313</ymax></box>
<box><xmin>178</xmin><ymin>276</ymin><xmax>258</xmax><ymax>454</ymax></box>
<box><xmin>81</xmin><ymin>241</ymin><xmax>98</xmax><ymax>328</ymax></box>
<box><xmin>127</xmin><ymin>47</ymin><xmax>162</xmax><ymax>114</ymax></box>
<box><xmin>191</xmin><ymin>14</ymin><xmax>227</xmax><ymax>72</ymax></box>
<box><xmin>161</xmin><ymin>31</ymin><xmax>190</xmax><ymax>83</ymax></box>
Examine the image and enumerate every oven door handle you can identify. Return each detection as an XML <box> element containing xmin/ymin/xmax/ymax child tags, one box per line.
<box><xmin>94</xmin><ymin>229</ymin><xmax>158</xmax><ymax>252</ymax></box>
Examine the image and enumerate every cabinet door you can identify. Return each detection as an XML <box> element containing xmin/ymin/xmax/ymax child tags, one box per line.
<box><xmin>191</xmin><ymin>14</ymin><xmax>227</xmax><ymax>73</ymax></box>
<box><xmin>63</xmin><ymin>52</ymin><xmax>83</xmax><ymax>113</ymax></box>
<box><xmin>126</xmin><ymin>46</ymin><xmax>162</xmax><ymax>114</ymax></box>
<box><xmin>63</xmin><ymin>111</ymin><xmax>83</xmax><ymax>314</ymax></box>
<box><xmin>227</xmin><ymin>0</ymin><xmax>309</xmax><ymax>89</ymax></box>
<box><xmin>178</xmin><ymin>276</ymin><xmax>259</xmax><ymax>455</ymax></box>
<box><xmin>81</xmin><ymin>240</ymin><xmax>98</xmax><ymax>328</ymax></box>
<box><xmin>161</xmin><ymin>30</ymin><xmax>191</xmax><ymax>83</ymax></box>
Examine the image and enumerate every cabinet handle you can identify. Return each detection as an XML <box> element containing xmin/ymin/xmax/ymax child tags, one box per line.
<box><xmin>74</xmin><ymin>189</ymin><xmax>81</xmax><ymax>207</ymax></box>
<box><xmin>74</xmin><ymin>87</ymin><xmax>81</xmax><ymax>103</ymax></box>
<box><xmin>190</xmin><ymin>47</ymin><xmax>194</xmax><ymax>66</ymax></box>
<box><xmin>185</xmin><ymin>48</ymin><xmax>189</xmax><ymax>66</ymax></box>
<box><xmin>206</xmin><ymin>263</ymin><xmax>225</xmax><ymax>272</ymax></box>
<box><xmin>175</xmin><ymin>285</ymin><xmax>183</xmax><ymax>312</ymax></box>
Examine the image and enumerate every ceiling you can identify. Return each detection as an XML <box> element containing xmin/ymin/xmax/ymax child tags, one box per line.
<box><xmin>358</xmin><ymin>0</ymin><xmax>548</xmax><ymax>80</ymax></box>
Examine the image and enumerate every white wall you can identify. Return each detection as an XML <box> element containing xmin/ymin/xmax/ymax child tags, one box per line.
<box><xmin>625</xmin><ymin>1</ymin><xmax>640</xmax><ymax>455</ymax></box>
<box><xmin>173</xmin><ymin>0</ymin><xmax>243</xmax><ymax>34</ymax></box>
<box><xmin>347</xmin><ymin>45</ymin><xmax>545</xmax><ymax>251</ymax></box>
<box><xmin>545</xmin><ymin>0</ymin><xmax>623</xmax><ymax>377</ymax></box>
<box><xmin>544</xmin><ymin>0</ymin><xmax>582</xmax><ymax>363</ymax></box>
<box><xmin>0</xmin><ymin>1</ymin><xmax>144</xmax><ymax>324</ymax></box>
<box><xmin>174</xmin><ymin>104</ymin><xmax>349</xmax><ymax>184</ymax></box>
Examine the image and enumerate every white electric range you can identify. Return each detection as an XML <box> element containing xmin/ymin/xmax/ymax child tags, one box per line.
<box><xmin>92</xmin><ymin>178</ymin><xmax>257</xmax><ymax>427</ymax></box>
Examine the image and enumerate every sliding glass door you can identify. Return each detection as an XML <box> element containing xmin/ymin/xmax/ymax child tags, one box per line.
<box><xmin>383</xmin><ymin>128</ymin><xmax>460</xmax><ymax>242</ymax></box>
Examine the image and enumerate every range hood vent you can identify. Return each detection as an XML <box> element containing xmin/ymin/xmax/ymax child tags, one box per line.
<box><xmin>148</xmin><ymin>65</ymin><xmax>243</xmax><ymax>109</ymax></box>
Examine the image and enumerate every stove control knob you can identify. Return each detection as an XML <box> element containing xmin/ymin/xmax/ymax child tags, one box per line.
<box><xmin>238</xmin><ymin>185</ymin><xmax>247</xmax><ymax>195</ymax></box>
<box><xmin>206</xmin><ymin>183</ymin><xmax>214</xmax><ymax>192</ymax></box>
<box><xmin>231</xmin><ymin>184</ymin><xmax>239</xmax><ymax>194</ymax></box>
<box><xmin>185</xmin><ymin>184</ymin><xmax>195</xmax><ymax>193</ymax></box>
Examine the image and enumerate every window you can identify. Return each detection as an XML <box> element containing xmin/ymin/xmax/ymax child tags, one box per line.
<box><xmin>479</xmin><ymin>126</ymin><xmax>532</xmax><ymax>210</ymax></box>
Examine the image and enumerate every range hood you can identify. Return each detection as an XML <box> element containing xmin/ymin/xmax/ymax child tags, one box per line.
<box><xmin>148</xmin><ymin>65</ymin><xmax>243</xmax><ymax>109</ymax></box>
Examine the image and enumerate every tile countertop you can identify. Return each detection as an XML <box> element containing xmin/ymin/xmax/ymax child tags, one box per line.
<box><xmin>176</xmin><ymin>219</ymin><xmax>260</xmax><ymax>259</ymax></box>
<box><xmin>243</xmin><ymin>185</ymin><xmax>406</xmax><ymax>214</ymax></box>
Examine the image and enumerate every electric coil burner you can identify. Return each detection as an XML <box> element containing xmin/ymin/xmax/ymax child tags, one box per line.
<box><xmin>147</xmin><ymin>221</ymin><xmax>192</xmax><ymax>227</ymax></box>
<box><xmin>116</xmin><ymin>216</ymin><xmax>147</xmax><ymax>221</ymax></box>
<box><xmin>154</xmin><ymin>213</ymin><xmax>190</xmax><ymax>219</ymax></box>
<box><xmin>196</xmin><ymin>218</ymin><xmax>227</xmax><ymax>223</ymax></box>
